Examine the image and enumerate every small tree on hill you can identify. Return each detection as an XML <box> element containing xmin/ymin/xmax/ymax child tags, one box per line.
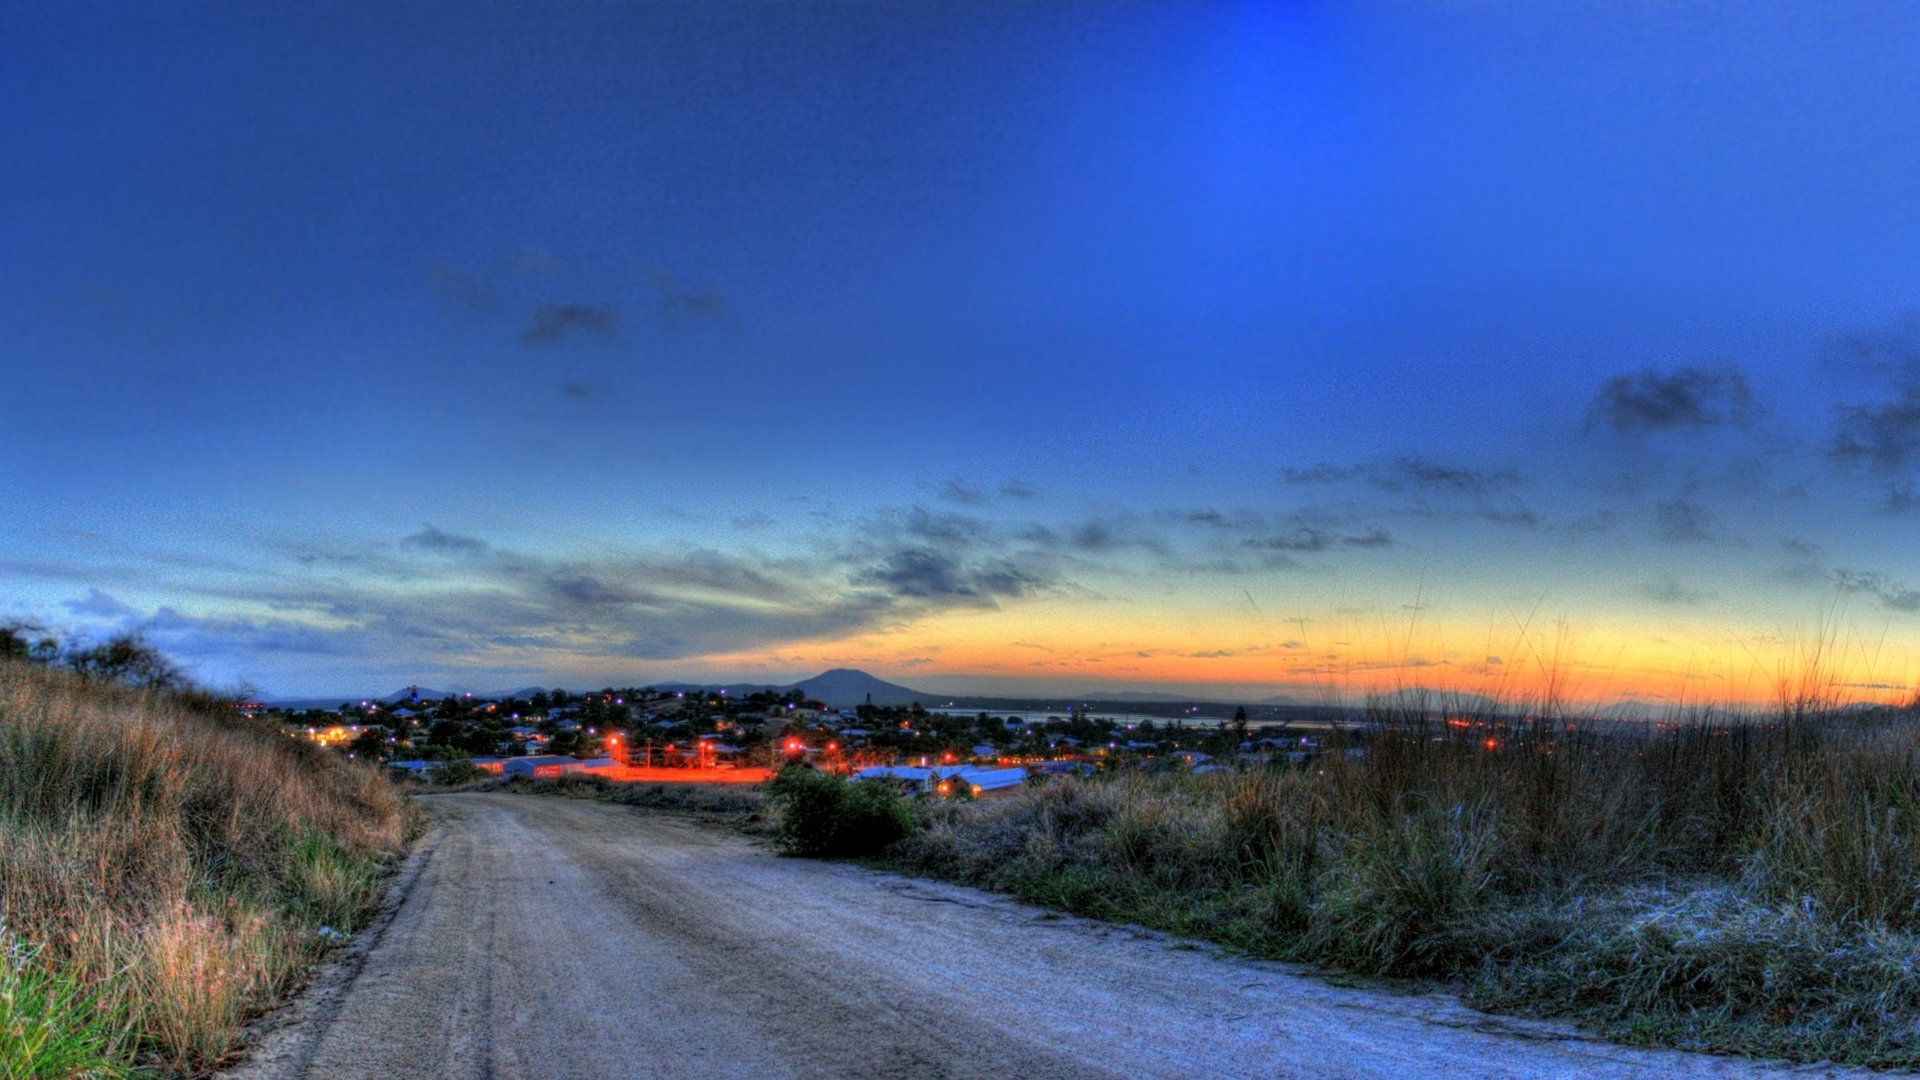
<box><xmin>64</xmin><ymin>633</ymin><xmax>183</xmax><ymax>692</ymax></box>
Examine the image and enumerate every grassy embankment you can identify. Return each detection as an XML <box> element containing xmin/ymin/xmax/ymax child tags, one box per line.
<box><xmin>0</xmin><ymin>660</ymin><xmax>411</xmax><ymax>1077</ymax></box>
<box><xmin>880</xmin><ymin>699</ymin><xmax>1920</xmax><ymax>1067</ymax></box>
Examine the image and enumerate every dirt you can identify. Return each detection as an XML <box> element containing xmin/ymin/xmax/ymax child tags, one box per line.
<box><xmin>223</xmin><ymin>793</ymin><xmax>1852</xmax><ymax>1080</ymax></box>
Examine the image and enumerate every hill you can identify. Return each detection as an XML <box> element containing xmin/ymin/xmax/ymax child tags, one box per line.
<box><xmin>788</xmin><ymin>668</ymin><xmax>939</xmax><ymax>707</ymax></box>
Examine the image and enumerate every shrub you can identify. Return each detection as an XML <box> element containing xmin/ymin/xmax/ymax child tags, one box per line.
<box><xmin>768</xmin><ymin>767</ymin><xmax>913</xmax><ymax>857</ymax></box>
<box><xmin>882</xmin><ymin>701</ymin><xmax>1920</xmax><ymax>1066</ymax></box>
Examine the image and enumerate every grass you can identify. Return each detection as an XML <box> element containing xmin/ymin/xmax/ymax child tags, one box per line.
<box><xmin>493</xmin><ymin>772</ymin><xmax>768</xmax><ymax>817</ymax></box>
<box><xmin>883</xmin><ymin>702</ymin><xmax>1920</xmax><ymax>1067</ymax></box>
<box><xmin>0</xmin><ymin>659</ymin><xmax>411</xmax><ymax>1076</ymax></box>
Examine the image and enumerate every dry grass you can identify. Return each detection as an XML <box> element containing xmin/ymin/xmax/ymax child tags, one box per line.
<box><xmin>0</xmin><ymin>659</ymin><xmax>411</xmax><ymax>1075</ymax></box>
<box><xmin>891</xmin><ymin>702</ymin><xmax>1920</xmax><ymax>1065</ymax></box>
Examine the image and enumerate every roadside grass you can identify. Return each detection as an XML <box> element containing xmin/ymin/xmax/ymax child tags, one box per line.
<box><xmin>498</xmin><ymin>772</ymin><xmax>768</xmax><ymax>818</ymax></box>
<box><xmin>883</xmin><ymin>703</ymin><xmax>1920</xmax><ymax>1068</ymax></box>
<box><xmin>0</xmin><ymin>659</ymin><xmax>412</xmax><ymax>1076</ymax></box>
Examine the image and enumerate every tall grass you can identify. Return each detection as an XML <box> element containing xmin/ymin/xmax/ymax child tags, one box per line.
<box><xmin>0</xmin><ymin>660</ymin><xmax>411</xmax><ymax>1075</ymax></box>
<box><xmin>891</xmin><ymin>701</ymin><xmax>1920</xmax><ymax>1065</ymax></box>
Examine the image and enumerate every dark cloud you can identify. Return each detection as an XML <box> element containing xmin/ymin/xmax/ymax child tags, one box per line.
<box><xmin>1369</xmin><ymin>457</ymin><xmax>1521</xmax><ymax>495</ymax></box>
<box><xmin>1244</xmin><ymin>528</ymin><xmax>1392</xmax><ymax>552</ymax></box>
<box><xmin>1639</xmin><ymin>578</ymin><xmax>1710</xmax><ymax>606</ymax></box>
<box><xmin>1653</xmin><ymin>498</ymin><xmax>1713</xmax><ymax>543</ymax></box>
<box><xmin>647</xmin><ymin>267</ymin><xmax>727</xmax><ymax>323</ymax></box>
<box><xmin>1772</xmin><ymin>538</ymin><xmax>1827</xmax><ymax>585</ymax></box>
<box><xmin>1824</xmin><ymin>319</ymin><xmax>1920</xmax><ymax>480</ymax></box>
<box><xmin>426</xmin><ymin>263</ymin><xmax>497</xmax><ymax>313</ymax></box>
<box><xmin>558</xmin><ymin>380</ymin><xmax>604</xmax><ymax>402</ymax></box>
<box><xmin>522</xmin><ymin>303</ymin><xmax>620</xmax><ymax>343</ymax></box>
<box><xmin>1281</xmin><ymin>463</ymin><xmax>1355</xmax><ymax>484</ymax></box>
<box><xmin>900</xmin><ymin>505</ymin><xmax>990</xmax><ymax>548</ymax></box>
<box><xmin>856</xmin><ymin>547</ymin><xmax>1039</xmax><ymax>602</ymax></box>
<box><xmin>999</xmin><ymin>480</ymin><xmax>1039</xmax><ymax>499</ymax></box>
<box><xmin>1834</xmin><ymin>569</ymin><xmax>1920</xmax><ymax>613</ymax></box>
<box><xmin>940</xmin><ymin>481</ymin><xmax>986</xmax><ymax>505</ymax></box>
<box><xmin>1585</xmin><ymin>365</ymin><xmax>1757</xmax><ymax>434</ymax></box>
<box><xmin>1830</xmin><ymin>388</ymin><xmax>1920</xmax><ymax>475</ymax></box>
<box><xmin>1883</xmin><ymin>484</ymin><xmax>1920</xmax><ymax>514</ymax></box>
<box><xmin>402</xmin><ymin>526</ymin><xmax>489</xmax><ymax>556</ymax></box>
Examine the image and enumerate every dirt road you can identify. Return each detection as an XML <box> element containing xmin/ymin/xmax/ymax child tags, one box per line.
<box><xmin>227</xmin><ymin>793</ymin><xmax>1845</xmax><ymax>1080</ymax></box>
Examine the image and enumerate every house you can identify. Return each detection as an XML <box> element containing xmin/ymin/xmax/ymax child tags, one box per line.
<box><xmin>970</xmin><ymin>744</ymin><xmax>997</xmax><ymax>758</ymax></box>
<box><xmin>1171</xmin><ymin>750</ymin><xmax>1211</xmax><ymax>767</ymax></box>
<box><xmin>852</xmin><ymin>764</ymin><xmax>1029</xmax><ymax>799</ymax></box>
<box><xmin>503</xmin><ymin>755</ymin><xmax>593</xmax><ymax>778</ymax></box>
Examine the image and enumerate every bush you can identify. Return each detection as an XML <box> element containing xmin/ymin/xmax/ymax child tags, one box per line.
<box><xmin>769</xmin><ymin>767</ymin><xmax>914</xmax><ymax>857</ymax></box>
<box><xmin>882</xmin><ymin>703</ymin><xmax>1920</xmax><ymax>1066</ymax></box>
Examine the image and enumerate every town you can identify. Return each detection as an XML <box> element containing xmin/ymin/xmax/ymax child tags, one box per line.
<box><xmin>265</xmin><ymin>684</ymin><xmax>1338</xmax><ymax>793</ymax></box>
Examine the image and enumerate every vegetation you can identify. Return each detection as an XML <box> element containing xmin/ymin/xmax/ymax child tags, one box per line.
<box><xmin>0</xmin><ymin>655</ymin><xmax>410</xmax><ymax>1075</ymax></box>
<box><xmin>887</xmin><ymin>704</ymin><xmax>1920</xmax><ymax>1067</ymax></box>
<box><xmin>497</xmin><ymin>772</ymin><xmax>766</xmax><ymax>816</ymax></box>
<box><xmin>768</xmin><ymin>767</ymin><xmax>915</xmax><ymax>857</ymax></box>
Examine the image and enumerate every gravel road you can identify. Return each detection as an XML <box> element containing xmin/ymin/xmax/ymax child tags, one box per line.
<box><xmin>225</xmin><ymin>793</ymin><xmax>1848</xmax><ymax>1080</ymax></box>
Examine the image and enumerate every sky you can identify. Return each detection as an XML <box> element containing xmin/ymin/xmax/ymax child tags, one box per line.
<box><xmin>6</xmin><ymin>2</ymin><xmax>1920</xmax><ymax>707</ymax></box>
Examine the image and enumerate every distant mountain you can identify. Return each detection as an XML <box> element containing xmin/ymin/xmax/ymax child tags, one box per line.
<box><xmin>1071</xmin><ymin>690</ymin><xmax>1230</xmax><ymax>704</ymax></box>
<box><xmin>1257</xmin><ymin>693</ymin><xmax>1327</xmax><ymax>707</ymax></box>
<box><xmin>788</xmin><ymin>668</ymin><xmax>937</xmax><ymax>707</ymax></box>
<box><xmin>380</xmin><ymin>685</ymin><xmax>455</xmax><ymax>704</ymax></box>
<box><xmin>647</xmin><ymin>669</ymin><xmax>938</xmax><ymax>708</ymax></box>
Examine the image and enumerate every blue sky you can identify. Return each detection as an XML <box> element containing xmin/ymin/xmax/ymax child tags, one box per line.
<box><xmin>7</xmin><ymin>2</ymin><xmax>1920</xmax><ymax>702</ymax></box>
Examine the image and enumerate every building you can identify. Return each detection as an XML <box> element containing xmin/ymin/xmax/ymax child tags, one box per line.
<box><xmin>502</xmin><ymin>755</ymin><xmax>595</xmax><ymax>778</ymax></box>
<box><xmin>852</xmin><ymin>763</ymin><xmax>1031</xmax><ymax>799</ymax></box>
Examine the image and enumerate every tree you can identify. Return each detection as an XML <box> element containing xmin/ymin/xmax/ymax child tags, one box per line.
<box><xmin>1231</xmin><ymin>706</ymin><xmax>1249</xmax><ymax>749</ymax></box>
<box><xmin>0</xmin><ymin>620</ymin><xmax>60</xmax><ymax>665</ymax></box>
<box><xmin>348</xmin><ymin>726</ymin><xmax>389</xmax><ymax>761</ymax></box>
<box><xmin>64</xmin><ymin>633</ymin><xmax>182</xmax><ymax>692</ymax></box>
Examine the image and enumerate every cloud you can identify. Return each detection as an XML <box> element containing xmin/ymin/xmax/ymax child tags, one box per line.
<box><xmin>646</xmin><ymin>267</ymin><xmax>727</xmax><ymax>323</ymax></box>
<box><xmin>1639</xmin><ymin>578</ymin><xmax>1711</xmax><ymax>606</ymax></box>
<box><xmin>522</xmin><ymin>303</ymin><xmax>620</xmax><ymax>343</ymax></box>
<box><xmin>1824</xmin><ymin>319</ymin><xmax>1920</xmax><ymax>480</ymax></box>
<box><xmin>999</xmin><ymin>480</ymin><xmax>1039</xmax><ymax>499</ymax></box>
<box><xmin>1772</xmin><ymin>538</ymin><xmax>1828</xmax><ymax>585</ymax></box>
<box><xmin>1243</xmin><ymin>528</ymin><xmax>1392</xmax><ymax>553</ymax></box>
<box><xmin>402</xmin><ymin>526</ymin><xmax>489</xmax><ymax>556</ymax></box>
<box><xmin>899</xmin><ymin>505</ymin><xmax>990</xmax><ymax>548</ymax></box>
<box><xmin>855</xmin><ymin>547</ymin><xmax>1040</xmax><ymax>602</ymax></box>
<box><xmin>426</xmin><ymin>263</ymin><xmax>497</xmax><ymax>313</ymax></box>
<box><xmin>1368</xmin><ymin>457</ymin><xmax>1520</xmax><ymax>495</ymax></box>
<box><xmin>1653</xmin><ymin>498</ymin><xmax>1713</xmax><ymax>543</ymax></box>
<box><xmin>1281</xmin><ymin>463</ymin><xmax>1354</xmax><ymax>484</ymax></box>
<box><xmin>558</xmin><ymin>380</ymin><xmax>605</xmax><ymax>402</ymax></box>
<box><xmin>731</xmin><ymin>512</ymin><xmax>775</xmax><ymax>530</ymax></box>
<box><xmin>64</xmin><ymin>588</ymin><xmax>137</xmax><ymax>619</ymax></box>
<box><xmin>1833</xmin><ymin>569</ymin><xmax>1920</xmax><ymax>613</ymax></box>
<box><xmin>940</xmin><ymin>481</ymin><xmax>986</xmax><ymax>506</ymax></box>
<box><xmin>1830</xmin><ymin>388</ymin><xmax>1920</xmax><ymax>475</ymax></box>
<box><xmin>1585</xmin><ymin>365</ymin><xmax>1757</xmax><ymax>434</ymax></box>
